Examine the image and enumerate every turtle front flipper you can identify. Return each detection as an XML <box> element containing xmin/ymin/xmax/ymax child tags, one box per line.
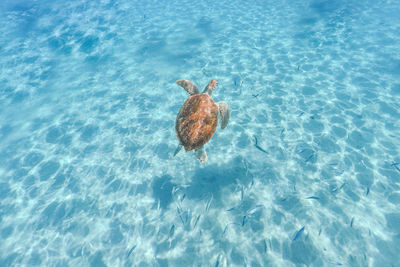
<box><xmin>176</xmin><ymin>80</ymin><xmax>199</xmax><ymax>95</ymax></box>
<box><xmin>202</xmin><ymin>80</ymin><xmax>218</xmax><ymax>96</ymax></box>
<box><xmin>217</xmin><ymin>101</ymin><xmax>230</xmax><ymax>129</ymax></box>
<box><xmin>195</xmin><ymin>146</ymin><xmax>208</xmax><ymax>162</ymax></box>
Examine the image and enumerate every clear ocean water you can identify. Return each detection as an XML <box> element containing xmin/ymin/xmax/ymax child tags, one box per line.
<box><xmin>1</xmin><ymin>0</ymin><xmax>400</xmax><ymax>266</ymax></box>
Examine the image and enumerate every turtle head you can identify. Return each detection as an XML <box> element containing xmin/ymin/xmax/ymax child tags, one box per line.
<box><xmin>203</xmin><ymin>80</ymin><xmax>218</xmax><ymax>96</ymax></box>
<box><xmin>209</xmin><ymin>80</ymin><xmax>217</xmax><ymax>87</ymax></box>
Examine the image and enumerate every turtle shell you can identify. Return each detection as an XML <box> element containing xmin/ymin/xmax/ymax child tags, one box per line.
<box><xmin>175</xmin><ymin>94</ymin><xmax>218</xmax><ymax>151</ymax></box>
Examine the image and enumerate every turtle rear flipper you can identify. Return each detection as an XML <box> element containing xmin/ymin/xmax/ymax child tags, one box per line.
<box><xmin>195</xmin><ymin>146</ymin><xmax>208</xmax><ymax>162</ymax></box>
<box><xmin>173</xmin><ymin>144</ymin><xmax>183</xmax><ymax>156</ymax></box>
<box><xmin>176</xmin><ymin>80</ymin><xmax>199</xmax><ymax>95</ymax></box>
<box><xmin>217</xmin><ymin>101</ymin><xmax>230</xmax><ymax>129</ymax></box>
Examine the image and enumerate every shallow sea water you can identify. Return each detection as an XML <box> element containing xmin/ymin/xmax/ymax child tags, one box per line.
<box><xmin>1</xmin><ymin>0</ymin><xmax>400</xmax><ymax>266</ymax></box>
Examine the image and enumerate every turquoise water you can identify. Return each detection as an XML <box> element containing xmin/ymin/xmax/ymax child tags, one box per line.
<box><xmin>1</xmin><ymin>0</ymin><xmax>400</xmax><ymax>266</ymax></box>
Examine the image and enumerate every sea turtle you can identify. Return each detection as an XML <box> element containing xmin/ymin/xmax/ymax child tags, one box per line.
<box><xmin>174</xmin><ymin>79</ymin><xmax>230</xmax><ymax>162</ymax></box>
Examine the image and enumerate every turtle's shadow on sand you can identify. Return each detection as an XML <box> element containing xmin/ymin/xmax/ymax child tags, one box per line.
<box><xmin>185</xmin><ymin>156</ymin><xmax>253</xmax><ymax>206</ymax></box>
<box><xmin>151</xmin><ymin>156</ymin><xmax>252</xmax><ymax>211</ymax></box>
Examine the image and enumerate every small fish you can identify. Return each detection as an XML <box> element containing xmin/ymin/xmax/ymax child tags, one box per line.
<box><xmin>293</xmin><ymin>226</ymin><xmax>305</xmax><ymax>241</ymax></box>
<box><xmin>305</xmin><ymin>153</ymin><xmax>314</xmax><ymax>162</ymax></box>
<box><xmin>350</xmin><ymin>217</ymin><xmax>354</xmax><ymax>228</ymax></box>
<box><xmin>206</xmin><ymin>194</ymin><xmax>213</xmax><ymax>212</ymax></box>
<box><xmin>160</xmin><ymin>180</ymin><xmax>169</xmax><ymax>189</ymax></box>
<box><xmin>247</xmin><ymin>205</ymin><xmax>263</xmax><ymax>216</ymax></box>
<box><xmin>180</xmin><ymin>194</ymin><xmax>186</xmax><ymax>202</ymax></box>
<box><xmin>361</xmin><ymin>159</ymin><xmax>367</xmax><ymax>168</ymax></box>
<box><xmin>169</xmin><ymin>224</ymin><xmax>175</xmax><ymax>239</ymax></box>
<box><xmin>215</xmin><ymin>254</ymin><xmax>223</xmax><ymax>267</ymax></box>
<box><xmin>339</xmin><ymin>183</ymin><xmax>346</xmax><ymax>190</ymax></box>
<box><xmin>178</xmin><ymin>213</ymin><xmax>185</xmax><ymax>225</ymax></box>
<box><xmin>227</xmin><ymin>207</ymin><xmax>237</xmax><ymax>212</ymax></box>
<box><xmin>298</xmin><ymin>111</ymin><xmax>304</xmax><ymax>116</ymax></box>
<box><xmin>297</xmin><ymin>65</ymin><xmax>300</xmax><ymax>71</ymax></box>
<box><xmin>263</xmin><ymin>239</ymin><xmax>267</xmax><ymax>253</ymax></box>
<box><xmin>254</xmin><ymin>136</ymin><xmax>268</xmax><ymax>154</ymax></box>
<box><xmin>233</xmin><ymin>78</ymin><xmax>243</xmax><ymax>87</ymax></box>
<box><xmin>252</xmin><ymin>94</ymin><xmax>259</xmax><ymax>98</ymax></box>
<box><xmin>127</xmin><ymin>245</ymin><xmax>136</xmax><ymax>258</ymax></box>
<box><xmin>242</xmin><ymin>215</ymin><xmax>248</xmax><ymax>226</ymax></box>
<box><xmin>332</xmin><ymin>183</ymin><xmax>345</xmax><ymax>193</ymax></box>
<box><xmin>333</xmin><ymin>262</ymin><xmax>343</xmax><ymax>266</ymax></box>
<box><xmin>172</xmin><ymin>186</ymin><xmax>179</xmax><ymax>195</ymax></box>
<box><xmin>391</xmin><ymin>162</ymin><xmax>400</xmax><ymax>172</ymax></box>
<box><xmin>222</xmin><ymin>224</ymin><xmax>229</xmax><ymax>236</ymax></box>
<box><xmin>242</xmin><ymin>159</ymin><xmax>250</xmax><ymax>178</ymax></box>
<box><xmin>366</xmin><ymin>187</ymin><xmax>370</xmax><ymax>196</ymax></box>
<box><xmin>249</xmin><ymin>178</ymin><xmax>254</xmax><ymax>189</ymax></box>
<box><xmin>255</xmin><ymin>144</ymin><xmax>268</xmax><ymax>154</ymax></box>
<box><xmin>306</xmin><ymin>196</ymin><xmax>320</xmax><ymax>200</ymax></box>
<box><xmin>179</xmin><ymin>210</ymin><xmax>190</xmax><ymax>225</ymax></box>
<box><xmin>335</xmin><ymin>169</ymin><xmax>344</xmax><ymax>176</ymax></box>
<box><xmin>193</xmin><ymin>215</ymin><xmax>201</xmax><ymax>230</ymax></box>
<box><xmin>297</xmin><ymin>148</ymin><xmax>305</xmax><ymax>154</ymax></box>
<box><xmin>318</xmin><ymin>228</ymin><xmax>322</xmax><ymax>236</ymax></box>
